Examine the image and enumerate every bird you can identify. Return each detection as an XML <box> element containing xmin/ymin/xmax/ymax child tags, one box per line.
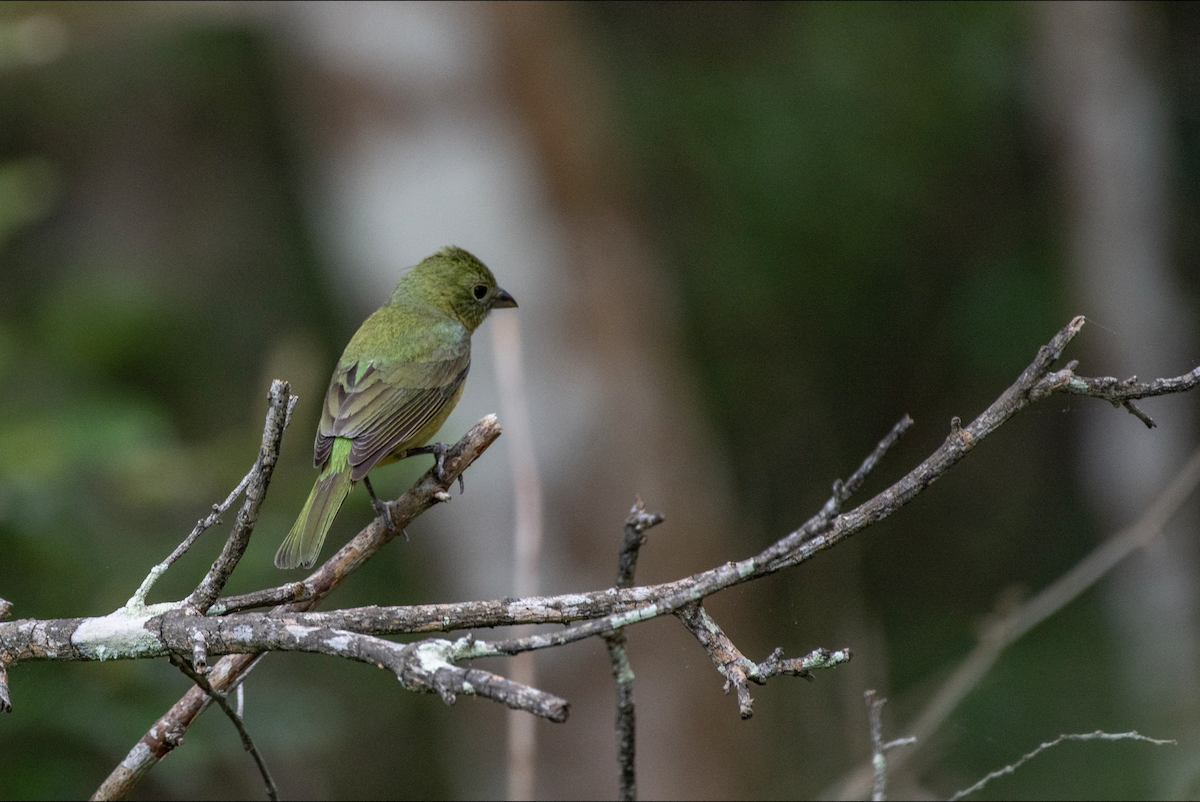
<box><xmin>275</xmin><ymin>246</ymin><xmax>517</xmax><ymax>569</ymax></box>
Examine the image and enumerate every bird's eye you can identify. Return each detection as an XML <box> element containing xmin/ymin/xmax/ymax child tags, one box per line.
<box><xmin>472</xmin><ymin>284</ymin><xmax>488</xmax><ymax>300</ymax></box>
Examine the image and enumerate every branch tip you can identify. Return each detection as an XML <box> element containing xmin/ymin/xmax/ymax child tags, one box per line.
<box><xmin>1124</xmin><ymin>400</ymin><xmax>1157</xmax><ymax>428</ymax></box>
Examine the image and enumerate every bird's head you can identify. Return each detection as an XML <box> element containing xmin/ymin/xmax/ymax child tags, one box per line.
<box><xmin>394</xmin><ymin>246</ymin><xmax>517</xmax><ymax>331</ymax></box>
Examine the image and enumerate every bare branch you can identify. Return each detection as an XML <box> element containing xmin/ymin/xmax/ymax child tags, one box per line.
<box><xmin>866</xmin><ymin>690</ymin><xmax>886</xmax><ymax>802</ymax></box>
<box><xmin>0</xmin><ymin>317</ymin><xmax>1193</xmax><ymax>798</ymax></box>
<box><xmin>949</xmin><ymin>731</ymin><xmax>1174</xmax><ymax>801</ymax></box>
<box><xmin>865</xmin><ymin>691</ymin><xmax>915</xmax><ymax>802</ymax></box>
<box><xmin>827</xmin><ymin>439</ymin><xmax>1200</xmax><ymax>800</ymax></box>
<box><xmin>677</xmin><ymin>602</ymin><xmax>851</xmax><ymax>719</ymax></box>
<box><xmin>186</xmin><ymin>381</ymin><xmax>295</xmax><ymax>614</ymax></box>
<box><xmin>170</xmin><ymin>655</ymin><xmax>278</xmax><ymax>801</ymax></box>
<box><xmin>614</xmin><ymin>496</ymin><xmax>664</xmax><ymax>589</ymax></box>
<box><xmin>1042</xmin><ymin>363</ymin><xmax>1200</xmax><ymax>404</ymax></box>
<box><xmin>207</xmin><ymin>583</ymin><xmax>311</xmax><ymax>616</ymax></box>
<box><xmin>92</xmin><ymin>652</ymin><xmax>260</xmax><ymax>801</ymax></box>
<box><xmin>1123</xmin><ymin>399</ymin><xmax>1157</xmax><ymax>428</ymax></box>
<box><xmin>1031</xmin><ymin>359</ymin><xmax>1200</xmax><ymax>428</ymax></box>
<box><xmin>187</xmin><ymin>321</ymin><xmax>1197</xmax><ymax>663</ymax></box>
<box><xmin>604</xmin><ymin>497</ymin><xmax>663</xmax><ymax>801</ymax></box>
<box><xmin>124</xmin><ymin>382</ymin><xmax>296</xmax><ymax>614</ymax></box>
<box><xmin>154</xmin><ymin>619</ymin><xmax>572</xmax><ymax>721</ymax></box>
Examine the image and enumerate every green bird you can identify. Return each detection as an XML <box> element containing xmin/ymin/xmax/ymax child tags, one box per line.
<box><xmin>275</xmin><ymin>246</ymin><xmax>517</xmax><ymax>569</ymax></box>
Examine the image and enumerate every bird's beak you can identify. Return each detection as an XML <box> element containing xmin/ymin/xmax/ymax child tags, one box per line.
<box><xmin>491</xmin><ymin>287</ymin><xmax>518</xmax><ymax>309</ymax></box>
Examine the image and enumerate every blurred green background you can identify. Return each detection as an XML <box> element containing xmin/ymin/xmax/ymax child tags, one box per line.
<box><xmin>2</xmin><ymin>2</ymin><xmax>1199</xmax><ymax>800</ymax></box>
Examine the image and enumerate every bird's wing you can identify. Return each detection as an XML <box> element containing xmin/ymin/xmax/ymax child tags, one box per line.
<box><xmin>314</xmin><ymin>314</ymin><xmax>470</xmax><ymax>479</ymax></box>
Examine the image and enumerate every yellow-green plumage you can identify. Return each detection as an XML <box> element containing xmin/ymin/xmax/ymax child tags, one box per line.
<box><xmin>275</xmin><ymin>246</ymin><xmax>517</xmax><ymax>569</ymax></box>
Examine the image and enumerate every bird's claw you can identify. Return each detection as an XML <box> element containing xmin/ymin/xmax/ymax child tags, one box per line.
<box><xmin>371</xmin><ymin>496</ymin><xmax>398</xmax><ymax>532</ymax></box>
<box><xmin>434</xmin><ymin>444</ymin><xmax>465</xmax><ymax>493</ymax></box>
<box><xmin>412</xmin><ymin>442</ymin><xmax>463</xmax><ymax>493</ymax></box>
<box><xmin>363</xmin><ymin>475</ymin><xmax>398</xmax><ymax>533</ymax></box>
<box><xmin>431</xmin><ymin>442</ymin><xmax>449</xmax><ymax>484</ymax></box>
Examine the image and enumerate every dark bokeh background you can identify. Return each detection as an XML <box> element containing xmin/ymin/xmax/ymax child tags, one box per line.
<box><xmin>2</xmin><ymin>2</ymin><xmax>1199</xmax><ymax>800</ymax></box>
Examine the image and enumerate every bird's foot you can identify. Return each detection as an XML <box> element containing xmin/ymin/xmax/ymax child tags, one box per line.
<box><xmin>406</xmin><ymin>442</ymin><xmax>464</xmax><ymax>493</ymax></box>
<box><xmin>363</xmin><ymin>476</ymin><xmax>398</xmax><ymax>533</ymax></box>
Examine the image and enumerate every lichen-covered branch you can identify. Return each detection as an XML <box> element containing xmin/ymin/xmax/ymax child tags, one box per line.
<box><xmin>676</xmin><ymin>601</ymin><xmax>851</xmax><ymax>719</ymax></box>
<box><xmin>1</xmin><ymin>317</ymin><xmax>1197</xmax><ymax>800</ymax></box>
<box><xmin>89</xmin><ymin>414</ymin><xmax>504</xmax><ymax>800</ymax></box>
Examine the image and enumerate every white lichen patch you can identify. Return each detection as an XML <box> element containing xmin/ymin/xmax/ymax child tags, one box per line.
<box><xmin>284</xmin><ymin>624</ymin><xmax>319</xmax><ymax>640</ymax></box>
<box><xmin>230</xmin><ymin>624</ymin><xmax>255</xmax><ymax>643</ymax></box>
<box><xmin>124</xmin><ymin>600</ymin><xmax>180</xmax><ymax>618</ymax></box>
<box><xmin>121</xmin><ymin>741</ymin><xmax>153</xmax><ymax>770</ymax></box>
<box><xmin>324</xmin><ymin>634</ymin><xmax>353</xmax><ymax>652</ymax></box>
<box><xmin>414</xmin><ymin>639</ymin><xmax>454</xmax><ymax>672</ymax></box>
<box><xmin>72</xmin><ymin>608</ymin><xmax>165</xmax><ymax>661</ymax></box>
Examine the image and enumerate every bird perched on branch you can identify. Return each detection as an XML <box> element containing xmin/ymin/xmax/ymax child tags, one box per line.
<box><xmin>275</xmin><ymin>246</ymin><xmax>517</xmax><ymax>569</ymax></box>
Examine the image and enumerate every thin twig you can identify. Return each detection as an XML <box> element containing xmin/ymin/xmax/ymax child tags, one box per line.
<box><xmin>123</xmin><ymin>383</ymin><xmax>295</xmax><ymax>613</ymax></box>
<box><xmin>186</xmin><ymin>381</ymin><xmax>295</xmax><ymax>614</ymax></box>
<box><xmin>460</xmin><ymin>413</ymin><xmax>920</xmax><ymax>659</ymax></box>
<box><xmin>604</xmin><ymin>497</ymin><xmax>663</xmax><ymax>801</ymax></box>
<box><xmin>207</xmin><ymin>583</ymin><xmax>312</xmax><ymax>616</ymax></box>
<box><xmin>126</xmin><ymin>476</ymin><xmax>252</xmax><ymax>611</ymax></box>
<box><xmin>605</xmin><ymin>636</ymin><xmax>637</xmax><ymax>801</ymax></box>
<box><xmin>826</xmin><ymin>440</ymin><xmax>1200</xmax><ymax>800</ymax></box>
<box><xmin>949</xmin><ymin>731</ymin><xmax>1174</xmax><ymax>800</ymax></box>
<box><xmin>677</xmin><ymin>602</ymin><xmax>851</xmax><ymax>719</ymax></box>
<box><xmin>865</xmin><ymin>690</ymin><xmax>916</xmax><ymax>802</ymax></box>
<box><xmin>169</xmin><ymin>655</ymin><xmax>278</xmax><ymax>801</ymax></box>
<box><xmin>615</xmin><ymin>496</ymin><xmax>664</xmax><ymax>589</ymax></box>
<box><xmin>1123</xmin><ymin>399</ymin><xmax>1157</xmax><ymax>428</ymax></box>
<box><xmin>668</xmin><ymin>413</ymin><xmax>900</xmax><ymax>722</ymax></box>
<box><xmin>866</xmin><ymin>691</ymin><xmax>886</xmax><ymax>802</ymax></box>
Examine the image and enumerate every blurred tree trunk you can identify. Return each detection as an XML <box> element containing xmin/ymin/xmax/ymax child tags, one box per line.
<box><xmin>1034</xmin><ymin>0</ymin><xmax>1200</xmax><ymax>781</ymax></box>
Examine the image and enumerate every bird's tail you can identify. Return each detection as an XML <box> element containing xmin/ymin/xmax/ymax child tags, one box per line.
<box><xmin>275</xmin><ymin>442</ymin><xmax>354</xmax><ymax>570</ymax></box>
